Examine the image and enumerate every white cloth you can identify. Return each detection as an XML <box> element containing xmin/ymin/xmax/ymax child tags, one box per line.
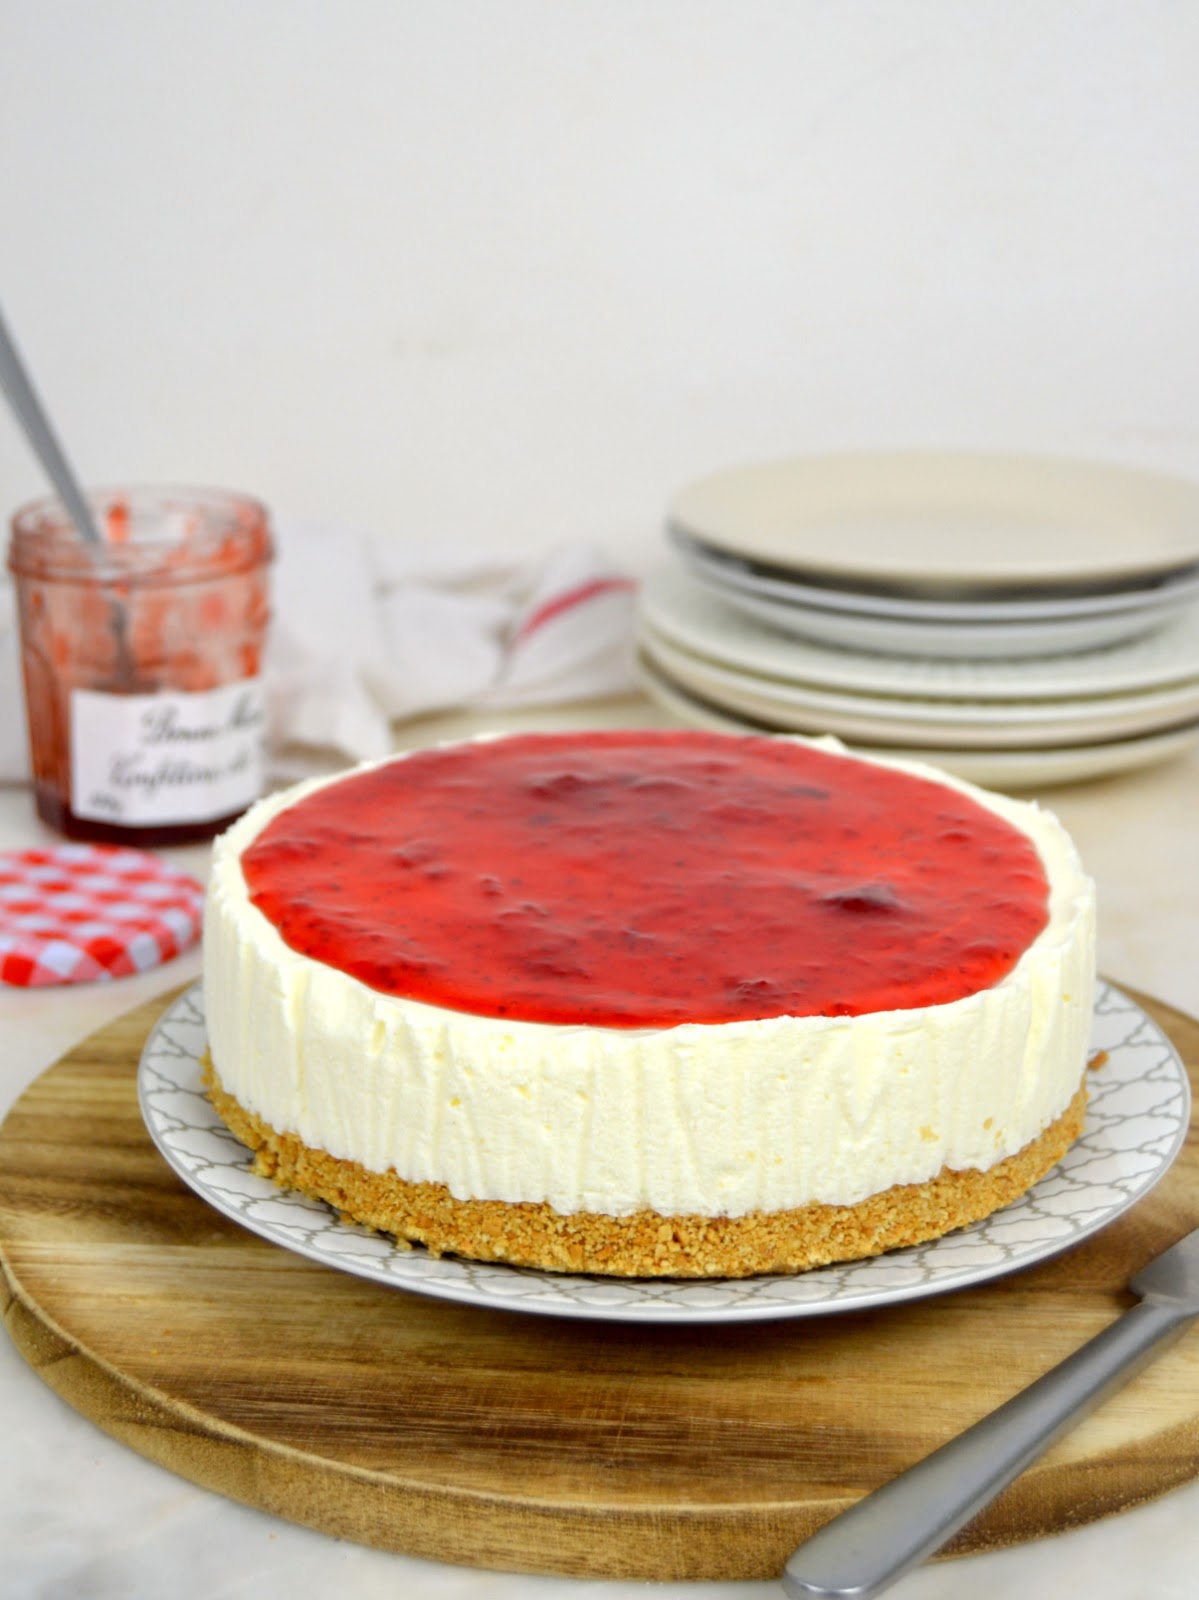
<box><xmin>0</xmin><ymin>524</ymin><xmax>640</xmax><ymax>782</ymax></box>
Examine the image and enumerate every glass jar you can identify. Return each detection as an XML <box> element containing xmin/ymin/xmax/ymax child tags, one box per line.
<box><xmin>8</xmin><ymin>486</ymin><xmax>274</xmax><ymax>845</ymax></box>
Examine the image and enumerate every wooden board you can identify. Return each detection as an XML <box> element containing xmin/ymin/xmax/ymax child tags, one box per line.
<box><xmin>2</xmin><ymin>985</ymin><xmax>1199</xmax><ymax>1583</ymax></box>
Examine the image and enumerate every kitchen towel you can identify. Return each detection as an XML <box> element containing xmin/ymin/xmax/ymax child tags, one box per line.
<box><xmin>267</xmin><ymin>522</ymin><xmax>639</xmax><ymax>765</ymax></box>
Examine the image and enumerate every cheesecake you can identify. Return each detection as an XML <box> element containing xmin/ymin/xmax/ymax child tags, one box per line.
<box><xmin>202</xmin><ymin>730</ymin><xmax>1096</xmax><ymax>1277</ymax></box>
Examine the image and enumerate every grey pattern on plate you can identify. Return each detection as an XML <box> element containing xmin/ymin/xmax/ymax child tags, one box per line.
<box><xmin>138</xmin><ymin>981</ymin><xmax>1189</xmax><ymax>1325</ymax></box>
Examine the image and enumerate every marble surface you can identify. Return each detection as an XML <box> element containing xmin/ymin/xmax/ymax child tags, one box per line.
<box><xmin>3</xmin><ymin>696</ymin><xmax>1198</xmax><ymax>1600</ymax></box>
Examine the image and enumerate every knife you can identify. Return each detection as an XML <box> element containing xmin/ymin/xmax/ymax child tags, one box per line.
<box><xmin>782</xmin><ymin>1223</ymin><xmax>1199</xmax><ymax>1599</ymax></box>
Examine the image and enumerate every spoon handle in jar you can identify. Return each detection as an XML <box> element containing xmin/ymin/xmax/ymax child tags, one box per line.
<box><xmin>0</xmin><ymin>300</ymin><xmax>103</xmax><ymax>544</ymax></box>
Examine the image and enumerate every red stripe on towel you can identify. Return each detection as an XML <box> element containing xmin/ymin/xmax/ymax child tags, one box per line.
<box><xmin>512</xmin><ymin>576</ymin><xmax>637</xmax><ymax>647</ymax></box>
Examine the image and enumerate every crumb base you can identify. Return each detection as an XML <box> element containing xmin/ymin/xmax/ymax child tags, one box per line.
<box><xmin>204</xmin><ymin>1065</ymin><xmax>1088</xmax><ymax>1279</ymax></box>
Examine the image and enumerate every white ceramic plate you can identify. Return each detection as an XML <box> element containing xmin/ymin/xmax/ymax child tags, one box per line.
<box><xmin>635</xmin><ymin>651</ymin><xmax>1199</xmax><ymax>790</ymax></box>
<box><xmin>640</xmin><ymin>567</ymin><xmax>1199</xmax><ymax>702</ymax></box>
<box><xmin>667</xmin><ymin>452</ymin><xmax>1199</xmax><ymax>591</ymax></box>
<box><xmin>679</xmin><ymin>543</ymin><xmax>1199</xmax><ymax>660</ymax></box>
<box><xmin>638</xmin><ymin>626</ymin><xmax>1199</xmax><ymax>750</ymax></box>
<box><xmin>138</xmin><ymin>982</ymin><xmax>1189</xmax><ymax>1326</ymax></box>
<box><xmin>682</xmin><ymin>561</ymin><xmax>1185</xmax><ymax>659</ymax></box>
<box><xmin>673</xmin><ymin>531</ymin><xmax>1199</xmax><ymax>623</ymax></box>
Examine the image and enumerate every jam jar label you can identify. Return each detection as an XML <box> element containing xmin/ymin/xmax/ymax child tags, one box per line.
<box><xmin>70</xmin><ymin>680</ymin><xmax>268</xmax><ymax>827</ymax></box>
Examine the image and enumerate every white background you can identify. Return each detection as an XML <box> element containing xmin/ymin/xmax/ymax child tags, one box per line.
<box><xmin>3</xmin><ymin>0</ymin><xmax>1199</xmax><ymax>571</ymax></box>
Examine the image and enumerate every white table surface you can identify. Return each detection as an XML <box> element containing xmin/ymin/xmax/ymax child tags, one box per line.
<box><xmin>3</xmin><ymin>696</ymin><xmax>1198</xmax><ymax>1600</ymax></box>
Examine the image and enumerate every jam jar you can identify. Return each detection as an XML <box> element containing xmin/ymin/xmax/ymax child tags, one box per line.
<box><xmin>8</xmin><ymin>486</ymin><xmax>274</xmax><ymax>845</ymax></box>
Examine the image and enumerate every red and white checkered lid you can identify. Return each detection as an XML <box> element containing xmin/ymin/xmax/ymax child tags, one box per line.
<box><xmin>0</xmin><ymin>844</ymin><xmax>205</xmax><ymax>987</ymax></box>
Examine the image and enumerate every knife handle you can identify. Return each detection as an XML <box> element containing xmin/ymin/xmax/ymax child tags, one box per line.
<box><xmin>781</xmin><ymin>1296</ymin><xmax>1195</xmax><ymax>1600</ymax></box>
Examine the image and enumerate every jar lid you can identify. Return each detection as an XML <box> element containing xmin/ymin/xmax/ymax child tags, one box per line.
<box><xmin>0</xmin><ymin>845</ymin><xmax>204</xmax><ymax>986</ymax></box>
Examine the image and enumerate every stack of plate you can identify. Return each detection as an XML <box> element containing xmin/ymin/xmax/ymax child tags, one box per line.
<box><xmin>637</xmin><ymin>453</ymin><xmax>1199</xmax><ymax>788</ymax></box>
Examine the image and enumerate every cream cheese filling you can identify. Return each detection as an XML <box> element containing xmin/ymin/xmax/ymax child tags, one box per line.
<box><xmin>203</xmin><ymin>736</ymin><xmax>1097</xmax><ymax>1219</ymax></box>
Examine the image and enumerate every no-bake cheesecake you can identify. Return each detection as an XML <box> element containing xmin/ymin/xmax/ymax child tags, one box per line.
<box><xmin>202</xmin><ymin>730</ymin><xmax>1096</xmax><ymax>1277</ymax></box>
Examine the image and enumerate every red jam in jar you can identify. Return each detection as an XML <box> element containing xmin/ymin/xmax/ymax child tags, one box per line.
<box><xmin>8</xmin><ymin>486</ymin><xmax>274</xmax><ymax>845</ymax></box>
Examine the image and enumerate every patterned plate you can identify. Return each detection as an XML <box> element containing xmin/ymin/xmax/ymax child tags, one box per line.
<box><xmin>138</xmin><ymin>982</ymin><xmax>1190</xmax><ymax>1325</ymax></box>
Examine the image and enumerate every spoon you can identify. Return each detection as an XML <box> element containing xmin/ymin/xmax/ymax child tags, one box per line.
<box><xmin>0</xmin><ymin>298</ymin><xmax>140</xmax><ymax>690</ymax></box>
<box><xmin>0</xmin><ymin>299</ymin><xmax>105</xmax><ymax>546</ymax></box>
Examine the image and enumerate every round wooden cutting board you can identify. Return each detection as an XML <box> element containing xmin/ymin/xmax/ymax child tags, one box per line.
<box><xmin>2</xmin><ymin>985</ymin><xmax>1198</xmax><ymax>1583</ymax></box>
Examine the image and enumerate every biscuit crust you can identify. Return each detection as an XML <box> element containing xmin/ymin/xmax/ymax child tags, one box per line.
<box><xmin>205</xmin><ymin>1064</ymin><xmax>1088</xmax><ymax>1279</ymax></box>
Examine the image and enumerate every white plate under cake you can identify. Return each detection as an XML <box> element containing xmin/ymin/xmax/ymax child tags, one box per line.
<box><xmin>202</xmin><ymin>730</ymin><xmax>1097</xmax><ymax>1278</ymax></box>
